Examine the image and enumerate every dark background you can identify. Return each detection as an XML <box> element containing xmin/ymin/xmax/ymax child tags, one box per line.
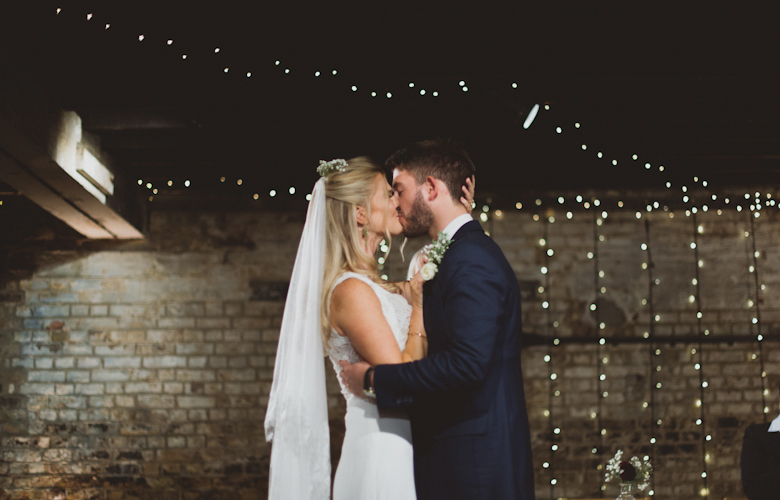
<box><xmin>1</xmin><ymin>1</ymin><xmax>779</xmax><ymax>203</ymax></box>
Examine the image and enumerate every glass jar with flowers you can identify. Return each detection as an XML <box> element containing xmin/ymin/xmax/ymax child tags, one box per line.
<box><xmin>604</xmin><ymin>450</ymin><xmax>652</xmax><ymax>500</ymax></box>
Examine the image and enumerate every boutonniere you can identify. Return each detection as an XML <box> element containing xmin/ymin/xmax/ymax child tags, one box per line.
<box><xmin>419</xmin><ymin>231</ymin><xmax>452</xmax><ymax>281</ymax></box>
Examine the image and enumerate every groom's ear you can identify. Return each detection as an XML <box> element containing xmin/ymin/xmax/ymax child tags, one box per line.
<box><xmin>423</xmin><ymin>176</ymin><xmax>439</xmax><ymax>202</ymax></box>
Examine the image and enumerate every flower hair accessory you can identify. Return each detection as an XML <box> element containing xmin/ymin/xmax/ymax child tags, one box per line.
<box><xmin>317</xmin><ymin>159</ymin><xmax>348</xmax><ymax>177</ymax></box>
<box><xmin>419</xmin><ymin>231</ymin><xmax>452</xmax><ymax>281</ymax></box>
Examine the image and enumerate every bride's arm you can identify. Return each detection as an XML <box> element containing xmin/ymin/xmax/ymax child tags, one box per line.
<box><xmin>330</xmin><ymin>279</ymin><xmax>427</xmax><ymax>365</ymax></box>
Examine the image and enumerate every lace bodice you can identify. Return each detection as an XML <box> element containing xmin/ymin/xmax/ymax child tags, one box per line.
<box><xmin>327</xmin><ymin>272</ymin><xmax>412</xmax><ymax>402</ymax></box>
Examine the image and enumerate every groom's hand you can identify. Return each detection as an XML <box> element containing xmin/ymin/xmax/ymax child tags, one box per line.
<box><xmin>339</xmin><ymin>360</ymin><xmax>371</xmax><ymax>396</ymax></box>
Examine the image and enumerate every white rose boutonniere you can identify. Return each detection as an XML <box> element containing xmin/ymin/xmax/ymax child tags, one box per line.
<box><xmin>419</xmin><ymin>262</ymin><xmax>438</xmax><ymax>281</ymax></box>
<box><xmin>420</xmin><ymin>231</ymin><xmax>452</xmax><ymax>281</ymax></box>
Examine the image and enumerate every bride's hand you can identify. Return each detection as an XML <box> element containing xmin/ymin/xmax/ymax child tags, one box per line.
<box><xmin>460</xmin><ymin>175</ymin><xmax>476</xmax><ymax>213</ymax></box>
<box><xmin>409</xmin><ymin>270</ymin><xmax>424</xmax><ymax>309</ymax></box>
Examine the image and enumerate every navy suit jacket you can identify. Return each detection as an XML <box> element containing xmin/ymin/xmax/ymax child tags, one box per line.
<box><xmin>741</xmin><ymin>422</ymin><xmax>780</xmax><ymax>500</ymax></box>
<box><xmin>374</xmin><ymin>220</ymin><xmax>535</xmax><ymax>500</ymax></box>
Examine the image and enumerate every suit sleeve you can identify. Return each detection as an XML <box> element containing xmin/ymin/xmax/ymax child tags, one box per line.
<box><xmin>741</xmin><ymin>424</ymin><xmax>775</xmax><ymax>500</ymax></box>
<box><xmin>374</xmin><ymin>243</ymin><xmax>506</xmax><ymax>409</ymax></box>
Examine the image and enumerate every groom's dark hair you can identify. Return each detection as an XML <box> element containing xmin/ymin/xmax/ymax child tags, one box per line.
<box><xmin>386</xmin><ymin>138</ymin><xmax>476</xmax><ymax>202</ymax></box>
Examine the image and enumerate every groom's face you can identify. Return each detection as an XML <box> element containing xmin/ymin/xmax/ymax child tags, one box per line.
<box><xmin>392</xmin><ymin>168</ymin><xmax>434</xmax><ymax>238</ymax></box>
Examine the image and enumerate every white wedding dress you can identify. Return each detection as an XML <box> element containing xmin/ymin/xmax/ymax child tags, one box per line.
<box><xmin>327</xmin><ymin>272</ymin><xmax>417</xmax><ymax>500</ymax></box>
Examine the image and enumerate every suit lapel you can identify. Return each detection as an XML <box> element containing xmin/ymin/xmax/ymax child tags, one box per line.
<box><xmin>423</xmin><ymin>220</ymin><xmax>480</xmax><ymax>352</ymax></box>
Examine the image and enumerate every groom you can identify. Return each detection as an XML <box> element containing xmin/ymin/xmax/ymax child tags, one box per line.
<box><xmin>340</xmin><ymin>139</ymin><xmax>535</xmax><ymax>499</ymax></box>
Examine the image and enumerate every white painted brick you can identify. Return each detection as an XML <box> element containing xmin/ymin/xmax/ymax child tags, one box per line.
<box><xmin>95</xmin><ymin>345</ymin><xmax>136</xmax><ymax>356</ymax></box>
<box><xmin>39</xmin><ymin>409</ymin><xmax>57</xmax><ymax>421</ymax></box>
<box><xmin>124</xmin><ymin>382</ymin><xmax>162</xmax><ymax>393</ymax></box>
<box><xmin>106</xmin><ymin>383</ymin><xmax>123</xmax><ymax>394</ymax></box>
<box><xmin>175</xmin><ymin>370</ymin><xmax>216</xmax><ymax>382</ymax></box>
<box><xmin>34</xmin><ymin>357</ymin><xmax>54</xmax><ymax>369</ymax></box>
<box><xmin>14</xmin><ymin>331</ymin><xmax>31</xmax><ymax>342</ymax></box>
<box><xmin>77</xmin><ymin>357</ymin><xmax>101</xmax><ymax>369</ymax></box>
<box><xmin>54</xmin><ymin>357</ymin><xmax>76</xmax><ymax>369</ymax></box>
<box><xmin>175</xmin><ymin>343</ymin><xmax>214</xmax><ymax>355</ymax></box>
<box><xmin>28</xmin><ymin>371</ymin><xmax>66</xmax><ymax>382</ymax></box>
<box><xmin>91</xmin><ymin>370</ymin><xmax>131</xmax><ymax>382</ymax></box>
<box><xmin>19</xmin><ymin>383</ymin><xmax>55</xmax><ymax>395</ymax></box>
<box><xmin>176</xmin><ymin>396</ymin><xmax>215</xmax><ymax>408</ymax></box>
<box><xmin>66</xmin><ymin>371</ymin><xmax>90</xmax><ymax>383</ymax></box>
<box><xmin>70</xmin><ymin>305</ymin><xmax>89</xmax><ymax>316</ymax></box>
<box><xmin>142</xmin><ymin>356</ymin><xmax>187</xmax><ymax>369</ymax></box>
<box><xmin>158</xmin><ymin>318</ymin><xmax>196</xmax><ymax>328</ymax></box>
<box><xmin>33</xmin><ymin>305</ymin><xmax>70</xmax><ymax>317</ymax></box>
<box><xmin>90</xmin><ymin>305</ymin><xmax>108</xmax><ymax>316</ymax></box>
<box><xmin>75</xmin><ymin>384</ymin><xmax>104</xmax><ymax>395</ymax></box>
<box><xmin>59</xmin><ymin>409</ymin><xmax>79</xmax><ymax>421</ymax></box>
<box><xmin>137</xmin><ymin>395</ymin><xmax>176</xmax><ymax>408</ymax></box>
<box><xmin>12</xmin><ymin>358</ymin><xmax>34</xmax><ymax>369</ymax></box>
<box><xmin>55</xmin><ymin>384</ymin><xmax>74</xmax><ymax>395</ymax></box>
<box><xmin>116</xmin><ymin>396</ymin><xmax>135</xmax><ymax>407</ymax></box>
<box><xmin>88</xmin><ymin>396</ymin><xmax>115</xmax><ymax>408</ymax></box>
<box><xmin>188</xmin><ymin>357</ymin><xmax>208</xmax><ymax>368</ymax></box>
<box><xmin>103</xmin><ymin>357</ymin><xmax>142</xmax><ymax>368</ymax></box>
<box><xmin>62</xmin><ymin>344</ymin><xmax>93</xmax><ymax>356</ymax></box>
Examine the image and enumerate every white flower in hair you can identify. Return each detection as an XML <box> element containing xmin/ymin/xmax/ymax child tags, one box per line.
<box><xmin>317</xmin><ymin>159</ymin><xmax>348</xmax><ymax>177</ymax></box>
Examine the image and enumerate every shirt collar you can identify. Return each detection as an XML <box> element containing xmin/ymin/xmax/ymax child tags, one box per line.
<box><xmin>768</xmin><ymin>413</ymin><xmax>780</xmax><ymax>432</ymax></box>
<box><xmin>440</xmin><ymin>213</ymin><xmax>474</xmax><ymax>241</ymax></box>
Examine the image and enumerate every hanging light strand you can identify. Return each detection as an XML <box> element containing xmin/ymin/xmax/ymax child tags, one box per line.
<box><xmin>691</xmin><ymin>213</ymin><xmax>709</xmax><ymax>500</ymax></box>
<box><xmin>748</xmin><ymin>213</ymin><xmax>767</xmax><ymax>420</ymax></box>
<box><xmin>644</xmin><ymin>219</ymin><xmax>657</xmax><ymax>495</ymax></box>
<box><xmin>543</xmin><ymin>218</ymin><xmax>558</xmax><ymax>498</ymax></box>
<box><xmin>592</xmin><ymin>209</ymin><xmax>605</xmax><ymax>473</ymax></box>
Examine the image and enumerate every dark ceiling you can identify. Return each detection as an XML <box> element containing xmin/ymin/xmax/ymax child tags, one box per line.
<box><xmin>2</xmin><ymin>1</ymin><xmax>779</xmax><ymax>202</ymax></box>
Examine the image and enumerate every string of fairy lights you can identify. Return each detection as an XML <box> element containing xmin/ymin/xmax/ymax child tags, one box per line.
<box><xmin>643</xmin><ymin>219</ymin><xmax>657</xmax><ymax>496</ymax></box>
<box><xmin>541</xmin><ymin>218</ymin><xmax>559</xmax><ymax>499</ymax></box>
<box><xmin>747</xmin><ymin>215</ymin><xmax>768</xmax><ymax>420</ymax></box>
<box><xmin>49</xmin><ymin>3</ymin><xmax>780</xmax><ymax>214</ymax></box>
<box><xmin>691</xmin><ymin>213</ymin><xmax>710</xmax><ymax>498</ymax></box>
<box><xmin>591</xmin><ymin>210</ymin><xmax>607</xmax><ymax>489</ymax></box>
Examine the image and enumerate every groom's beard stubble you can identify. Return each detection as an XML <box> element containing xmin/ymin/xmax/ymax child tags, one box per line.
<box><xmin>401</xmin><ymin>190</ymin><xmax>434</xmax><ymax>238</ymax></box>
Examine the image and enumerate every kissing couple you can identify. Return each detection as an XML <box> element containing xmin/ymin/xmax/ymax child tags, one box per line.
<box><xmin>265</xmin><ymin>139</ymin><xmax>535</xmax><ymax>500</ymax></box>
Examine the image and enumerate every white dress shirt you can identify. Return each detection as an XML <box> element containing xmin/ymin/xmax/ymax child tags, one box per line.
<box><xmin>768</xmin><ymin>412</ymin><xmax>780</xmax><ymax>432</ymax></box>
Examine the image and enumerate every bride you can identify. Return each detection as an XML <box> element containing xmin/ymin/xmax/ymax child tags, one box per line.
<box><xmin>264</xmin><ymin>157</ymin><xmax>473</xmax><ymax>499</ymax></box>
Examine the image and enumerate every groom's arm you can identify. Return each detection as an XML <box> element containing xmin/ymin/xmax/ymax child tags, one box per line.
<box><xmin>373</xmin><ymin>243</ymin><xmax>508</xmax><ymax>409</ymax></box>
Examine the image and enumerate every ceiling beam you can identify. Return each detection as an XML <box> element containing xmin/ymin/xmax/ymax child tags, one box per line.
<box><xmin>0</xmin><ymin>112</ymin><xmax>144</xmax><ymax>239</ymax></box>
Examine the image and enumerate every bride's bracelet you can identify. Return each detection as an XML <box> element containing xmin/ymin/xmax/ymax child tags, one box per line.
<box><xmin>408</xmin><ymin>332</ymin><xmax>427</xmax><ymax>340</ymax></box>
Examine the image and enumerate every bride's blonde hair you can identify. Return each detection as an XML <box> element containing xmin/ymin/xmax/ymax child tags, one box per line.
<box><xmin>320</xmin><ymin>157</ymin><xmax>399</xmax><ymax>347</ymax></box>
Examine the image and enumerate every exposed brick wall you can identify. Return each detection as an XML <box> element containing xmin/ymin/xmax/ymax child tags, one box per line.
<box><xmin>1</xmin><ymin>203</ymin><xmax>779</xmax><ymax>500</ymax></box>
